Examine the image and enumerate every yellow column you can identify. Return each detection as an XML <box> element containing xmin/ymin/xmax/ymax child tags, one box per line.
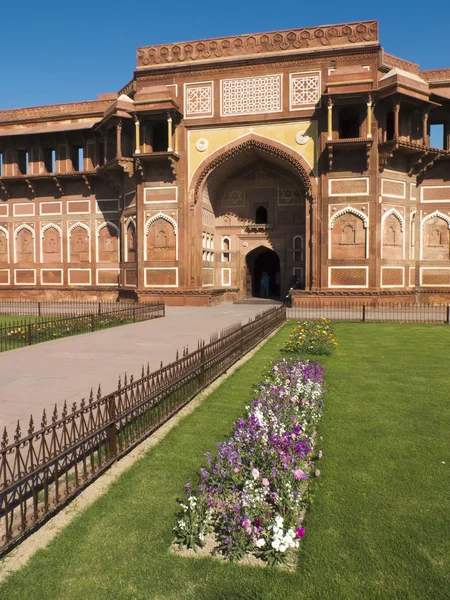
<box><xmin>167</xmin><ymin>113</ymin><xmax>173</xmax><ymax>152</ymax></box>
<box><xmin>327</xmin><ymin>98</ymin><xmax>333</xmax><ymax>140</ymax></box>
<box><xmin>174</xmin><ymin>124</ymin><xmax>179</xmax><ymax>154</ymax></box>
<box><xmin>134</xmin><ymin>117</ymin><xmax>141</xmax><ymax>154</ymax></box>
<box><xmin>367</xmin><ymin>94</ymin><xmax>373</xmax><ymax>139</ymax></box>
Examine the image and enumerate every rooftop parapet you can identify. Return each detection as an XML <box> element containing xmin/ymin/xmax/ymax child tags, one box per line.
<box><xmin>0</xmin><ymin>99</ymin><xmax>114</xmax><ymax>125</ymax></box>
<box><xmin>136</xmin><ymin>20</ymin><xmax>378</xmax><ymax>68</ymax></box>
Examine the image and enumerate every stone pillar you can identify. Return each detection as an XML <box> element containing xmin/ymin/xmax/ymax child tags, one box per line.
<box><xmin>174</xmin><ymin>123</ymin><xmax>179</xmax><ymax>154</ymax></box>
<box><xmin>167</xmin><ymin>113</ymin><xmax>173</xmax><ymax>152</ymax></box>
<box><xmin>116</xmin><ymin>119</ymin><xmax>122</xmax><ymax>159</ymax></box>
<box><xmin>134</xmin><ymin>116</ymin><xmax>141</xmax><ymax>154</ymax></box>
<box><xmin>327</xmin><ymin>98</ymin><xmax>333</xmax><ymax>140</ymax></box>
<box><xmin>422</xmin><ymin>108</ymin><xmax>429</xmax><ymax>146</ymax></box>
<box><xmin>308</xmin><ymin>195</ymin><xmax>318</xmax><ymax>290</ymax></box>
<box><xmin>103</xmin><ymin>133</ymin><xmax>108</xmax><ymax>165</ymax></box>
<box><xmin>367</xmin><ymin>94</ymin><xmax>373</xmax><ymax>139</ymax></box>
<box><xmin>394</xmin><ymin>102</ymin><xmax>400</xmax><ymax>139</ymax></box>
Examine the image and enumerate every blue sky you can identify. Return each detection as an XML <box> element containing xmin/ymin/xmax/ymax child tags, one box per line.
<box><xmin>1</xmin><ymin>0</ymin><xmax>449</xmax><ymax>110</ymax></box>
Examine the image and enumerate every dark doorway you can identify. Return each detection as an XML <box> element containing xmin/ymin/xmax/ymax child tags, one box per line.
<box><xmin>246</xmin><ymin>246</ymin><xmax>280</xmax><ymax>298</ymax></box>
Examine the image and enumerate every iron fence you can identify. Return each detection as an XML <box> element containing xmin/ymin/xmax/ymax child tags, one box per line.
<box><xmin>0</xmin><ymin>299</ymin><xmax>137</xmax><ymax>317</ymax></box>
<box><xmin>0</xmin><ymin>304</ymin><xmax>286</xmax><ymax>555</ymax></box>
<box><xmin>287</xmin><ymin>302</ymin><xmax>450</xmax><ymax>324</ymax></box>
<box><xmin>0</xmin><ymin>303</ymin><xmax>165</xmax><ymax>353</ymax></box>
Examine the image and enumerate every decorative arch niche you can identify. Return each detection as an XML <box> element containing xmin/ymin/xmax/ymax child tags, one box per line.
<box><xmin>382</xmin><ymin>209</ymin><xmax>404</xmax><ymax>260</ymax></box>
<box><xmin>69</xmin><ymin>223</ymin><xmax>90</xmax><ymax>263</ymax></box>
<box><xmin>97</xmin><ymin>221</ymin><xmax>119</xmax><ymax>263</ymax></box>
<box><xmin>329</xmin><ymin>208</ymin><xmax>368</xmax><ymax>259</ymax></box>
<box><xmin>145</xmin><ymin>213</ymin><xmax>177</xmax><ymax>261</ymax></box>
<box><xmin>125</xmin><ymin>218</ymin><xmax>136</xmax><ymax>263</ymax></box>
<box><xmin>15</xmin><ymin>225</ymin><xmax>35</xmax><ymax>264</ymax></box>
<box><xmin>421</xmin><ymin>211</ymin><xmax>450</xmax><ymax>260</ymax></box>
<box><xmin>41</xmin><ymin>224</ymin><xmax>62</xmax><ymax>263</ymax></box>
<box><xmin>0</xmin><ymin>226</ymin><xmax>9</xmax><ymax>264</ymax></box>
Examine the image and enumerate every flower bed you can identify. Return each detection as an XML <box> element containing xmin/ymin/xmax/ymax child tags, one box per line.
<box><xmin>174</xmin><ymin>358</ymin><xmax>325</xmax><ymax>566</ymax></box>
<box><xmin>283</xmin><ymin>318</ymin><xmax>338</xmax><ymax>356</ymax></box>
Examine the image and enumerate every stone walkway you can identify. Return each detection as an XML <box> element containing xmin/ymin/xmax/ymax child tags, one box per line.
<box><xmin>0</xmin><ymin>304</ymin><xmax>275</xmax><ymax>433</ymax></box>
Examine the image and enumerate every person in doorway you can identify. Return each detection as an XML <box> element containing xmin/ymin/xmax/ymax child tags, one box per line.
<box><xmin>260</xmin><ymin>271</ymin><xmax>270</xmax><ymax>298</ymax></box>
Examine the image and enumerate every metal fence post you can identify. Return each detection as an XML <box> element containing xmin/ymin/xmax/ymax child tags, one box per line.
<box><xmin>446</xmin><ymin>305</ymin><xmax>450</xmax><ymax>325</ymax></box>
<box><xmin>107</xmin><ymin>395</ymin><xmax>118</xmax><ymax>459</ymax></box>
<box><xmin>362</xmin><ymin>304</ymin><xmax>366</xmax><ymax>322</ymax></box>
<box><xmin>27</xmin><ymin>323</ymin><xmax>32</xmax><ymax>346</ymax></box>
<box><xmin>98</xmin><ymin>302</ymin><xmax>101</xmax><ymax>315</ymax></box>
<box><xmin>133</xmin><ymin>307</ymin><xmax>136</xmax><ymax>323</ymax></box>
<box><xmin>91</xmin><ymin>314</ymin><xmax>96</xmax><ymax>332</ymax></box>
<box><xmin>37</xmin><ymin>302</ymin><xmax>41</xmax><ymax>317</ymax></box>
<box><xmin>199</xmin><ymin>346</ymin><xmax>205</xmax><ymax>386</ymax></box>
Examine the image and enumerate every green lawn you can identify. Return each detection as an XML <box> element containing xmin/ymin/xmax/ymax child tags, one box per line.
<box><xmin>0</xmin><ymin>315</ymin><xmax>37</xmax><ymax>326</ymax></box>
<box><xmin>1</xmin><ymin>323</ymin><xmax>449</xmax><ymax>600</ymax></box>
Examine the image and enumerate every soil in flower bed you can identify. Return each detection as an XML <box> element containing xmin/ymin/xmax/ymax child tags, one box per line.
<box><xmin>169</xmin><ymin>532</ymin><xmax>298</xmax><ymax>571</ymax></box>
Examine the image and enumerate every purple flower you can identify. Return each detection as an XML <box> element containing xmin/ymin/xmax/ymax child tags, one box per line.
<box><xmin>251</xmin><ymin>468</ymin><xmax>260</xmax><ymax>479</ymax></box>
<box><xmin>295</xmin><ymin>527</ymin><xmax>306</xmax><ymax>538</ymax></box>
<box><xmin>293</xmin><ymin>469</ymin><xmax>307</xmax><ymax>480</ymax></box>
<box><xmin>262</xmin><ymin>478</ymin><xmax>270</xmax><ymax>487</ymax></box>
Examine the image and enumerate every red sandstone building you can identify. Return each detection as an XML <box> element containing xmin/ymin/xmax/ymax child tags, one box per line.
<box><xmin>0</xmin><ymin>20</ymin><xmax>449</xmax><ymax>305</ymax></box>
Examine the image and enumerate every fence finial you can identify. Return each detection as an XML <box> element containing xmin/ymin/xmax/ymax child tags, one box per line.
<box><xmin>89</xmin><ymin>388</ymin><xmax>94</xmax><ymax>404</ymax></box>
<box><xmin>118</xmin><ymin>375</ymin><xmax>121</xmax><ymax>390</ymax></box>
<box><xmin>124</xmin><ymin>373</ymin><xmax>128</xmax><ymax>386</ymax></box>
<box><xmin>14</xmin><ymin>420</ymin><xmax>21</xmax><ymax>442</ymax></box>
<box><xmin>176</xmin><ymin>349</ymin><xmax>179</xmax><ymax>361</ymax></box>
<box><xmin>130</xmin><ymin>374</ymin><xmax>134</xmax><ymax>384</ymax></box>
<box><xmin>72</xmin><ymin>401</ymin><xmax>77</xmax><ymax>413</ymax></box>
<box><xmin>62</xmin><ymin>401</ymin><xmax>68</xmax><ymax>418</ymax></box>
<box><xmin>160</xmin><ymin>361</ymin><xmax>163</xmax><ymax>369</ymax></box>
<box><xmin>97</xmin><ymin>385</ymin><xmax>102</xmax><ymax>400</ymax></box>
<box><xmin>28</xmin><ymin>415</ymin><xmax>34</xmax><ymax>436</ymax></box>
<box><xmin>141</xmin><ymin>365</ymin><xmax>145</xmax><ymax>378</ymax></box>
<box><xmin>41</xmin><ymin>409</ymin><xmax>47</xmax><ymax>428</ymax></box>
<box><xmin>1</xmin><ymin>426</ymin><xmax>8</xmax><ymax>449</ymax></box>
<box><xmin>146</xmin><ymin>363</ymin><xmax>150</xmax><ymax>376</ymax></box>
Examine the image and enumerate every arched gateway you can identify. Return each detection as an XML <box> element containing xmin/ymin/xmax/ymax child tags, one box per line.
<box><xmin>190</xmin><ymin>135</ymin><xmax>316</xmax><ymax>300</ymax></box>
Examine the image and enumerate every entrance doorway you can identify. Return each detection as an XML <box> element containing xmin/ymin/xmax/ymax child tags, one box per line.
<box><xmin>246</xmin><ymin>246</ymin><xmax>280</xmax><ymax>298</ymax></box>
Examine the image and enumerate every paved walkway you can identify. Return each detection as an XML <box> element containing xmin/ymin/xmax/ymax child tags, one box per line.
<box><xmin>0</xmin><ymin>304</ymin><xmax>276</xmax><ymax>433</ymax></box>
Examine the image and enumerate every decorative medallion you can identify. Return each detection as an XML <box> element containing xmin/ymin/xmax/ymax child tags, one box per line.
<box><xmin>196</xmin><ymin>138</ymin><xmax>208</xmax><ymax>152</ymax></box>
<box><xmin>295</xmin><ymin>132</ymin><xmax>309</xmax><ymax>145</ymax></box>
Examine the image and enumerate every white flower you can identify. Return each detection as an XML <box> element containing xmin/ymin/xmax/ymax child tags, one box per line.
<box><xmin>271</xmin><ymin>539</ymin><xmax>280</xmax><ymax>551</ymax></box>
<box><xmin>279</xmin><ymin>544</ymin><xmax>287</xmax><ymax>553</ymax></box>
<box><xmin>255</xmin><ymin>538</ymin><xmax>265</xmax><ymax>548</ymax></box>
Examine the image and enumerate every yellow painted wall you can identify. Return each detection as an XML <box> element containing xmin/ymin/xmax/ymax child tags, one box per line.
<box><xmin>187</xmin><ymin>120</ymin><xmax>317</xmax><ymax>184</ymax></box>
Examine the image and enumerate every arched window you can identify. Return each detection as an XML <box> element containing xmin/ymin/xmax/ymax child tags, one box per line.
<box><xmin>255</xmin><ymin>206</ymin><xmax>268</xmax><ymax>224</ymax></box>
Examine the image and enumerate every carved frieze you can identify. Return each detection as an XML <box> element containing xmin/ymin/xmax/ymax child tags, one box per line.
<box><xmin>137</xmin><ymin>22</ymin><xmax>378</xmax><ymax>67</ymax></box>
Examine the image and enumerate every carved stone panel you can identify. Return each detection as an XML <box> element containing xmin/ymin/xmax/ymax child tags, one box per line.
<box><xmin>422</xmin><ymin>217</ymin><xmax>450</xmax><ymax>260</ymax></box>
<box><xmin>16</xmin><ymin>228</ymin><xmax>34</xmax><ymax>263</ymax></box>
<box><xmin>98</xmin><ymin>224</ymin><xmax>119</xmax><ymax>263</ymax></box>
<box><xmin>42</xmin><ymin>227</ymin><xmax>61</xmax><ymax>263</ymax></box>
<box><xmin>382</xmin><ymin>214</ymin><xmax>403</xmax><ymax>260</ymax></box>
<box><xmin>70</xmin><ymin>226</ymin><xmax>89</xmax><ymax>263</ymax></box>
<box><xmin>331</xmin><ymin>214</ymin><xmax>365</xmax><ymax>259</ymax></box>
<box><xmin>147</xmin><ymin>218</ymin><xmax>176</xmax><ymax>261</ymax></box>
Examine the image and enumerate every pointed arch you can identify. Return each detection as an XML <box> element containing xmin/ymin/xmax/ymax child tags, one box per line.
<box><xmin>40</xmin><ymin>223</ymin><xmax>63</xmax><ymax>263</ymax></box>
<box><xmin>381</xmin><ymin>209</ymin><xmax>405</xmax><ymax>259</ymax></box>
<box><xmin>14</xmin><ymin>224</ymin><xmax>35</xmax><ymax>263</ymax></box>
<box><xmin>329</xmin><ymin>207</ymin><xmax>369</xmax><ymax>259</ymax></box>
<box><xmin>330</xmin><ymin>207</ymin><xmax>369</xmax><ymax>229</ymax></box>
<box><xmin>420</xmin><ymin>211</ymin><xmax>450</xmax><ymax>260</ymax></box>
<box><xmin>190</xmin><ymin>133</ymin><xmax>317</xmax><ymax>204</ymax></box>
<box><xmin>0</xmin><ymin>225</ymin><xmax>9</xmax><ymax>264</ymax></box>
<box><xmin>382</xmin><ymin>208</ymin><xmax>405</xmax><ymax>232</ymax></box>
<box><xmin>125</xmin><ymin>217</ymin><xmax>137</xmax><ymax>262</ymax></box>
<box><xmin>68</xmin><ymin>222</ymin><xmax>91</xmax><ymax>263</ymax></box>
<box><xmin>96</xmin><ymin>221</ymin><xmax>119</xmax><ymax>263</ymax></box>
<box><xmin>144</xmin><ymin>213</ymin><xmax>178</xmax><ymax>260</ymax></box>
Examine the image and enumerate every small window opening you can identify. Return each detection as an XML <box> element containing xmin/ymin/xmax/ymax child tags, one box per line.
<box><xmin>70</xmin><ymin>146</ymin><xmax>84</xmax><ymax>171</ymax></box>
<box><xmin>255</xmin><ymin>206</ymin><xmax>268</xmax><ymax>224</ymax></box>
<box><xmin>43</xmin><ymin>148</ymin><xmax>56</xmax><ymax>173</ymax></box>
<box><xmin>430</xmin><ymin>123</ymin><xmax>446</xmax><ymax>150</ymax></box>
<box><xmin>153</xmin><ymin>122</ymin><xmax>168</xmax><ymax>152</ymax></box>
<box><xmin>338</xmin><ymin>106</ymin><xmax>360</xmax><ymax>139</ymax></box>
<box><xmin>17</xmin><ymin>150</ymin><xmax>28</xmax><ymax>175</ymax></box>
<box><xmin>386</xmin><ymin>111</ymin><xmax>395</xmax><ymax>141</ymax></box>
